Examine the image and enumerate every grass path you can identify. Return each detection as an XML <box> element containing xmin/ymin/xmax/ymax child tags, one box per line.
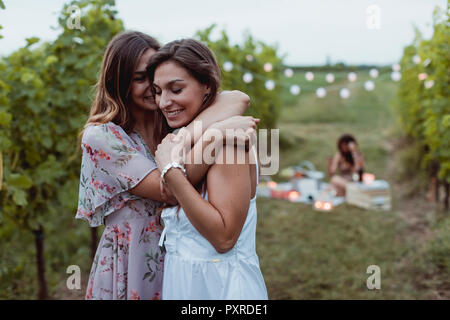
<box><xmin>256</xmin><ymin>71</ymin><xmax>448</xmax><ymax>299</ymax></box>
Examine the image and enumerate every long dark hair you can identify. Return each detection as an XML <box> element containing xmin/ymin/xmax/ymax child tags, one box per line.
<box><xmin>337</xmin><ymin>134</ymin><xmax>357</xmax><ymax>165</ymax></box>
<box><xmin>79</xmin><ymin>31</ymin><xmax>160</xmax><ymax>144</ymax></box>
<box><xmin>146</xmin><ymin>38</ymin><xmax>221</xmax><ymax>149</ymax></box>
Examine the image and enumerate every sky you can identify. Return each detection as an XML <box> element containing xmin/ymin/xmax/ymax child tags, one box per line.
<box><xmin>0</xmin><ymin>0</ymin><xmax>446</xmax><ymax>65</ymax></box>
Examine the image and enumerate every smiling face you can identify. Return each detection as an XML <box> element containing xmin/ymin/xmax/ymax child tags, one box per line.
<box><xmin>129</xmin><ymin>48</ymin><xmax>158</xmax><ymax>111</ymax></box>
<box><xmin>153</xmin><ymin>60</ymin><xmax>210</xmax><ymax>128</ymax></box>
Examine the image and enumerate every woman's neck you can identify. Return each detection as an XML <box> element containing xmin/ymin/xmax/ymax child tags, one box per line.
<box><xmin>131</xmin><ymin>107</ymin><xmax>155</xmax><ymax>143</ymax></box>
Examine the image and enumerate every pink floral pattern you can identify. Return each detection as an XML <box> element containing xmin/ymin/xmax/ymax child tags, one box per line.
<box><xmin>77</xmin><ymin>122</ymin><xmax>163</xmax><ymax>300</ymax></box>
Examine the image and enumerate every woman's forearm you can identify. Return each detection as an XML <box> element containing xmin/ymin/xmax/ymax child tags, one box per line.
<box><xmin>352</xmin><ymin>151</ymin><xmax>364</xmax><ymax>171</ymax></box>
<box><xmin>184</xmin><ymin>129</ymin><xmax>224</xmax><ymax>186</ymax></box>
<box><xmin>163</xmin><ymin>169</ymin><xmax>228</xmax><ymax>251</ymax></box>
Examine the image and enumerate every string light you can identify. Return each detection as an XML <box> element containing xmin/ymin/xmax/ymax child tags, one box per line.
<box><xmin>392</xmin><ymin>64</ymin><xmax>401</xmax><ymax>72</ymax></box>
<box><xmin>243</xmin><ymin>72</ymin><xmax>253</xmax><ymax>83</ymax></box>
<box><xmin>418</xmin><ymin>73</ymin><xmax>428</xmax><ymax>81</ymax></box>
<box><xmin>223</xmin><ymin>61</ymin><xmax>233</xmax><ymax>72</ymax></box>
<box><xmin>369</xmin><ymin>68</ymin><xmax>379</xmax><ymax>78</ymax></box>
<box><xmin>391</xmin><ymin>71</ymin><xmax>401</xmax><ymax>82</ymax></box>
<box><xmin>290</xmin><ymin>85</ymin><xmax>301</xmax><ymax>95</ymax></box>
<box><xmin>424</xmin><ymin>80</ymin><xmax>434</xmax><ymax>89</ymax></box>
<box><xmin>265</xmin><ymin>80</ymin><xmax>275</xmax><ymax>90</ymax></box>
<box><xmin>219</xmin><ymin>54</ymin><xmax>433</xmax><ymax>99</ymax></box>
<box><xmin>364</xmin><ymin>80</ymin><xmax>375</xmax><ymax>91</ymax></box>
<box><xmin>413</xmin><ymin>55</ymin><xmax>421</xmax><ymax>64</ymax></box>
<box><xmin>326</xmin><ymin>73</ymin><xmax>335</xmax><ymax>83</ymax></box>
<box><xmin>348</xmin><ymin>72</ymin><xmax>357</xmax><ymax>82</ymax></box>
<box><xmin>316</xmin><ymin>87</ymin><xmax>326</xmax><ymax>98</ymax></box>
<box><xmin>264</xmin><ymin>63</ymin><xmax>273</xmax><ymax>72</ymax></box>
<box><xmin>339</xmin><ymin>88</ymin><xmax>350</xmax><ymax>99</ymax></box>
<box><xmin>284</xmin><ymin>68</ymin><xmax>294</xmax><ymax>78</ymax></box>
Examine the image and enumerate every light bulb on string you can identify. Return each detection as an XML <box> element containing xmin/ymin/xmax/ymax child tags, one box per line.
<box><xmin>340</xmin><ymin>88</ymin><xmax>350</xmax><ymax>99</ymax></box>
<box><xmin>265</xmin><ymin>80</ymin><xmax>275</xmax><ymax>90</ymax></box>
<box><xmin>305</xmin><ymin>72</ymin><xmax>314</xmax><ymax>81</ymax></box>
<box><xmin>364</xmin><ymin>80</ymin><xmax>375</xmax><ymax>91</ymax></box>
<box><xmin>264</xmin><ymin>63</ymin><xmax>273</xmax><ymax>72</ymax></box>
<box><xmin>316</xmin><ymin>87</ymin><xmax>326</xmax><ymax>98</ymax></box>
<box><xmin>348</xmin><ymin>72</ymin><xmax>357</xmax><ymax>82</ymax></box>
<box><xmin>243</xmin><ymin>72</ymin><xmax>253</xmax><ymax>83</ymax></box>
<box><xmin>284</xmin><ymin>68</ymin><xmax>294</xmax><ymax>78</ymax></box>
<box><xmin>424</xmin><ymin>80</ymin><xmax>434</xmax><ymax>89</ymax></box>
<box><xmin>245</xmin><ymin>54</ymin><xmax>254</xmax><ymax>62</ymax></box>
<box><xmin>418</xmin><ymin>73</ymin><xmax>428</xmax><ymax>81</ymax></box>
<box><xmin>290</xmin><ymin>85</ymin><xmax>300</xmax><ymax>95</ymax></box>
<box><xmin>391</xmin><ymin>71</ymin><xmax>401</xmax><ymax>81</ymax></box>
<box><xmin>223</xmin><ymin>61</ymin><xmax>233</xmax><ymax>72</ymax></box>
<box><xmin>369</xmin><ymin>69</ymin><xmax>378</xmax><ymax>78</ymax></box>
<box><xmin>326</xmin><ymin>73</ymin><xmax>334</xmax><ymax>83</ymax></box>
<box><xmin>412</xmin><ymin>55</ymin><xmax>421</xmax><ymax>64</ymax></box>
<box><xmin>392</xmin><ymin>64</ymin><xmax>401</xmax><ymax>72</ymax></box>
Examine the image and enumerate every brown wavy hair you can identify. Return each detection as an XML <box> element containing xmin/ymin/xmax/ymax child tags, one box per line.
<box><xmin>146</xmin><ymin>38</ymin><xmax>221</xmax><ymax>149</ymax></box>
<box><xmin>146</xmin><ymin>38</ymin><xmax>221</xmax><ymax>216</ymax></box>
<box><xmin>337</xmin><ymin>133</ymin><xmax>357</xmax><ymax>166</ymax></box>
<box><xmin>78</xmin><ymin>31</ymin><xmax>160</xmax><ymax>148</ymax></box>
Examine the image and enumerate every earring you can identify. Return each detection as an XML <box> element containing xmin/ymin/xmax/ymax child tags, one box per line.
<box><xmin>202</xmin><ymin>94</ymin><xmax>210</xmax><ymax>104</ymax></box>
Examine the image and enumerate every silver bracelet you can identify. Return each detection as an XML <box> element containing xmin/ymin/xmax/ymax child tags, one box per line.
<box><xmin>161</xmin><ymin>162</ymin><xmax>186</xmax><ymax>184</ymax></box>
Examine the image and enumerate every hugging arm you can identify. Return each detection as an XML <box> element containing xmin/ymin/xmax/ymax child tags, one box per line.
<box><xmin>160</xmin><ymin>144</ymin><xmax>253</xmax><ymax>253</ymax></box>
<box><xmin>183</xmin><ymin>90</ymin><xmax>250</xmax><ymax>144</ymax></box>
<box><xmin>130</xmin><ymin>90</ymin><xmax>252</xmax><ymax>201</ymax></box>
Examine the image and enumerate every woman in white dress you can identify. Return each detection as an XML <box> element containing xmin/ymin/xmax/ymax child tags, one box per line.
<box><xmin>147</xmin><ymin>39</ymin><xmax>268</xmax><ymax>300</ymax></box>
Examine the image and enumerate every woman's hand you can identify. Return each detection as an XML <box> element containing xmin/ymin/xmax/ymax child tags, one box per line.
<box><xmin>348</xmin><ymin>142</ymin><xmax>359</xmax><ymax>153</ymax></box>
<box><xmin>155</xmin><ymin>133</ymin><xmax>187</xmax><ymax>172</ymax></box>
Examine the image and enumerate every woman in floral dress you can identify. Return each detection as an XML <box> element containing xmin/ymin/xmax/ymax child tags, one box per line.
<box><xmin>76</xmin><ymin>31</ymin><xmax>257</xmax><ymax>300</ymax></box>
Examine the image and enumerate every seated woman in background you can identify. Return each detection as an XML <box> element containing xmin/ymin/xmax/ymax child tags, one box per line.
<box><xmin>329</xmin><ymin>134</ymin><xmax>365</xmax><ymax>196</ymax></box>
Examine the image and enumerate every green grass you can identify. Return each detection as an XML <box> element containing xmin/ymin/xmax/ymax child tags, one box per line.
<box><xmin>255</xmin><ymin>70</ymin><xmax>448</xmax><ymax>299</ymax></box>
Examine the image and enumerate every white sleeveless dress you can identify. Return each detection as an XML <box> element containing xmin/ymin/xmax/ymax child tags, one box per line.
<box><xmin>159</xmin><ymin>148</ymin><xmax>268</xmax><ymax>300</ymax></box>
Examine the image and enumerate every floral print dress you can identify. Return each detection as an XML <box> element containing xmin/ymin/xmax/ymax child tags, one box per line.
<box><xmin>76</xmin><ymin>122</ymin><xmax>164</xmax><ymax>300</ymax></box>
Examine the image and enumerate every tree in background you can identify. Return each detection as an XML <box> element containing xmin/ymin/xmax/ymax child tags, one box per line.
<box><xmin>0</xmin><ymin>0</ymin><xmax>123</xmax><ymax>299</ymax></box>
<box><xmin>396</xmin><ymin>4</ymin><xmax>449</xmax><ymax>209</ymax></box>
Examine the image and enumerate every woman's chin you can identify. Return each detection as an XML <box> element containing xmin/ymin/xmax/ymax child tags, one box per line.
<box><xmin>167</xmin><ymin>116</ymin><xmax>190</xmax><ymax>129</ymax></box>
<box><xmin>167</xmin><ymin>119</ymin><xmax>187</xmax><ymax>129</ymax></box>
<box><xmin>140</xmin><ymin>98</ymin><xmax>158</xmax><ymax>111</ymax></box>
